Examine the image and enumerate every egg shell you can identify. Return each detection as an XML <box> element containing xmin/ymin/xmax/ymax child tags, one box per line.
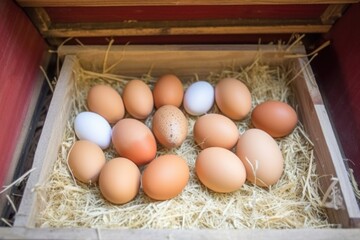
<box><xmin>196</xmin><ymin>147</ymin><xmax>246</xmax><ymax>193</ymax></box>
<box><xmin>112</xmin><ymin>118</ymin><xmax>157</xmax><ymax>166</ymax></box>
<box><xmin>74</xmin><ymin>111</ymin><xmax>112</xmax><ymax>149</ymax></box>
<box><xmin>183</xmin><ymin>81</ymin><xmax>214</xmax><ymax>116</ymax></box>
<box><xmin>194</xmin><ymin>113</ymin><xmax>239</xmax><ymax>149</ymax></box>
<box><xmin>153</xmin><ymin>74</ymin><xmax>184</xmax><ymax>108</ymax></box>
<box><xmin>152</xmin><ymin>105</ymin><xmax>188</xmax><ymax>149</ymax></box>
<box><xmin>99</xmin><ymin>157</ymin><xmax>141</xmax><ymax>204</ymax></box>
<box><xmin>142</xmin><ymin>155</ymin><xmax>189</xmax><ymax>200</ymax></box>
<box><xmin>251</xmin><ymin>101</ymin><xmax>298</xmax><ymax>138</ymax></box>
<box><xmin>67</xmin><ymin>140</ymin><xmax>106</xmax><ymax>184</ymax></box>
<box><xmin>87</xmin><ymin>84</ymin><xmax>125</xmax><ymax>124</ymax></box>
<box><xmin>235</xmin><ymin>129</ymin><xmax>284</xmax><ymax>187</ymax></box>
<box><xmin>122</xmin><ymin>79</ymin><xmax>154</xmax><ymax>119</ymax></box>
<box><xmin>215</xmin><ymin>78</ymin><xmax>252</xmax><ymax>120</ymax></box>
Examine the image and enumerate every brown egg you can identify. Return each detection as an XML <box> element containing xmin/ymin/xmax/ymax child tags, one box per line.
<box><xmin>142</xmin><ymin>155</ymin><xmax>189</xmax><ymax>200</ymax></box>
<box><xmin>87</xmin><ymin>85</ymin><xmax>125</xmax><ymax>124</ymax></box>
<box><xmin>194</xmin><ymin>113</ymin><xmax>239</xmax><ymax>149</ymax></box>
<box><xmin>112</xmin><ymin>118</ymin><xmax>157</xmax><ymax>166</ymax></box>
<box><xmin>236</xmin><ymin>129</ymin><xmax>284</xmax><ymax>187</ymax></box>
<box><xmin>251</xmin><ymin>101</ymin><xmax>298</xmax><ymax>137</ymax></box>
<box><xmin>196</xmin><ymin>147</ymin><xmax>246</xmax><ymax>193</ymax></box>
<box><xmin>153</xmin><ymin>74</ymin><xmax>184</xmax><ymax>108</ymax></box>
<box><xmin>152</xmin><ymin>105</ymin><xmax>188</xmax><ymax>149</ymax></box>
<box><xmin>122</xmin><ymin>79</ymin><xmax>154</xmax><ymax>119</ymax></box>
<box><xmin>67</xmin><ymin>140</ymin><xmax>106</xmax><ymax>184</ymax></box>
<box><xmin>215</xmin><ymin>78</ymin><xmax>252</xmax><ymax>120</ymax></box>
<box><xmin>99</xmin><ymin>157</ymin><xmax>141</xmax><ymax>204</ymax></box>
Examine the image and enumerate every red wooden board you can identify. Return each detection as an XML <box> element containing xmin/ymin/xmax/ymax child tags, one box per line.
<box><xmin>312</xmin><ymin>3</ymin><xmax>360</xmax><ymax>183</ymax></box>
<box><xmin>46</xmin><ymin>5</ymin><xmax>327</xmax><ymax>23</ymax></box>
<box><xmin>0</xmin><ymin>0</ymin><xmax>46</xmax><ymax>186</ymax></box>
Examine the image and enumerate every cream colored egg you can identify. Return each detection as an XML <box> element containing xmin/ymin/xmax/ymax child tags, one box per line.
<box><xmin>236</xmin><ymin>129</ymin><xmax>284</xmax><ymax>187</ymax></box>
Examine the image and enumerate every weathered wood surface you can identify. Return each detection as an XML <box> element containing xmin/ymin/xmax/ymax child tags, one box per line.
<box><xmin>1</xmin><ymin>227</ymin><xmax>360</xmax><ymax>240</ymax></box>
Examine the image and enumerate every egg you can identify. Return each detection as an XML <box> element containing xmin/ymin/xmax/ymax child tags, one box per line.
<box><xmin>74</xmin><ymin>111</ymin><xmax>112</xmax><ymax>149</ymax></box>
<box><xmin>251</xmin><ymin>101</ymin><xmax>298</xmax><ymax>137</ymax></box>
<box><xmin>195</xmin><ymin>147</ymin><xmax>246</xmax><ymax>193</ymax></box>
<box><xmin>99</xmin><ymin>157</ymin><xmax>141</xmax><ymax>204</ymax></box>
<box><xmin>152</xmin><ymin>105</ymin><xmax>188</xmax><ymax>149</ymax></box>
<box><xmin>153</xmin><ymin>74</ymin><xmax>184</xmax><ymax>108</ymax></box>
<box><xmin>87</xmin><ymin>84</ymin><xmax>125</xmax><ymax>124</ymax></box>
<box><xmin>122</xmin><ymin>79</ymin><xmax>154</xmax><ymax>119</ymax></box>
<box><xmin>215</xmin><ymin>78</ymin><xmax>252</xmax><ymax>120</ymax></box>
<box><xmin>67</xmin><ymin>140</ymin><xmax>106</xmax><ymax>184</ymax></box>
<box><xmin>112</xmin><ymin>118</ymin><xmax>157</xmax><ymax>166</ymax></box>
<box><xmin>235</xmin><ymin>129</ymin><xmax>284</xmax><ymax>187</ymax></box>
<box><xmin>142</xmin><ymin>155</ymin><xmax>189</xmax><ymax>200</ymax></box>
<box><xmin>183</xmin><ymin>81</ymin><xmax>214</xmax><ymax>116</ymax></box>
<box><xmin>193</xmin><ymin>113</ymin><xmax>239</xmax><ymax>149</ymax></box>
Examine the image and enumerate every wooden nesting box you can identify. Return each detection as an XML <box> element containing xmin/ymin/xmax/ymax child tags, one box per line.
<box><xmin>1</xmin><ymin>0</ymin><xmax>360</xmax><ymax>239</ymax></box>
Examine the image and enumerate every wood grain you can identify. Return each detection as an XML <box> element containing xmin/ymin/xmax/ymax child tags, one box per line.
<box><xmin>1</xmin><ymin>227</ymin><xmax>360</xmax><ymax>240</ymax></box>
<box><xmin>43</xmin><ymin>23</ymin><xmax>331</xmax><ymax>38</ymax></box>
<box><xmin>16</xmin><ymin>0</ymin><xmax>360</xmax><ymax>7</ymax></box>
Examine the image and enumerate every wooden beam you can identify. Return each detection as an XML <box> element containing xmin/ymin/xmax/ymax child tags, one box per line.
<box><xmin>44</xmin><ymin>25</ymin><xmax>331</xmax><ymax>38</ymax></box>
<box><xmin>25</xmin><ymin>7</ymin><xmax>51</xmax><ymax>33</ymax></box>
<box><xmin>321</xmin><ymin>4</ymin><xmax>349</xmax><ymax>24</ymax></box>
<box><xmin>16</xmin><ymin>0</ymin><xmax>360</xmax><ymax>7</ymax></box>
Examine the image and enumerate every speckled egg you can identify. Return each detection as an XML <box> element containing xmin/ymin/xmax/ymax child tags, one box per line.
<box><xmin>152</xmin><ymin>105</ymin><xmax>188</xmax><ymax>149</ymax></box>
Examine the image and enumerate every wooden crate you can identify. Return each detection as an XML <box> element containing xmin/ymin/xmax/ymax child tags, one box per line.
<box><xmin>8</xmin><ymin>45</ymin><xmax>360</xmax><ymax>239</ymax></box>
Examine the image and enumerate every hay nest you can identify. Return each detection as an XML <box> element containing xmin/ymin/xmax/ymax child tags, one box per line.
<box><xmin>35</xmin><ymin>50</ymin><xmax>334</xmax><ymax>229</ymax></box>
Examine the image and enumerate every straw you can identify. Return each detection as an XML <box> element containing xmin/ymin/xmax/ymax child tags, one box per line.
<box><xmin>34</xmin><ymin>50</ymin><xmax>335</xmax><ymax>229</ymax></box>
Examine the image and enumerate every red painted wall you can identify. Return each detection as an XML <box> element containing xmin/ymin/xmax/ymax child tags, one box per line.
<box><xmin>0</xmin><ymin>0</ymin><xmax>46</xmax><ymax>186</ymax></box>
<box><xmin>312</xmin><ymin>3</ymin><xmax>360</xmax><ymax>183</ymax></box>
<box><xmin>46</xmin><ymin>4</ymin><xmax>326</xmax><ymax>23</ymax></box>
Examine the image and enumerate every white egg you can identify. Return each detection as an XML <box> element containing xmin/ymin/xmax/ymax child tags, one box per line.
<box><xmin>74</xmin><ymin>111</ymin><xmax>112</xmax><ymax>149</ymax></box>
<box><xmin>183</xmin><ymin>81</ymin><xmax>214</xmax><ymax>116</ymax></box>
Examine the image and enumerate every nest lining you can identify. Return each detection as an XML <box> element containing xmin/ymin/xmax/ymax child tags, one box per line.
<box><xmin>35</xmin><ymin>53</ymin><xmax>334</xmax><ymax>229</ymax></box>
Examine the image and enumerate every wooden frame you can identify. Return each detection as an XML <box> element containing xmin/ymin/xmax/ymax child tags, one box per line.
<box><xmin>17</xmin><ymin>1</ymin><xmax>360</xmax><ymax>45</ymax></box>
<box><xmin>8</xmin><ymin>45</ymin><xmax>360</xmax><ymax>239</ymax></box>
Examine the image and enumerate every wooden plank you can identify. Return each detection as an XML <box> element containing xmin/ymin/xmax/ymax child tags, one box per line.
<box><xmin>1</xmin><ymin>227</ymin><xmax>360</xmax><ymax>240</ymax></box>
<box><xmin>44</xmin><ymin>23</ymin><xmax>331</xmax><ymax>38</ymax></box>
<box><xmin>290</xmin><ymin>58</ymin><xmax>353</xmax><ymax>226</ymax></box>
<box><xmin>14</xmin><ymin>56</ymin><xmax>76</xmax><ymax>228</ymax></box>
<box><xmin>321</xmin><ymin>4</ymin><xmax>349</xmax><ymax>24</ymax></box>
<box><xmin>16</xmin><ymin>0</ymin><xmax>360</xmax><ymax>7</ymax></box>
<box><xmin>316</xmin><ymin>104</ymin><xmax>360</xmax><ymax>219</ymax></box>
<box><xmin>25</xmin><ymin>7</ymin><xmax>51</xmax><ymax>33</ymax></box>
